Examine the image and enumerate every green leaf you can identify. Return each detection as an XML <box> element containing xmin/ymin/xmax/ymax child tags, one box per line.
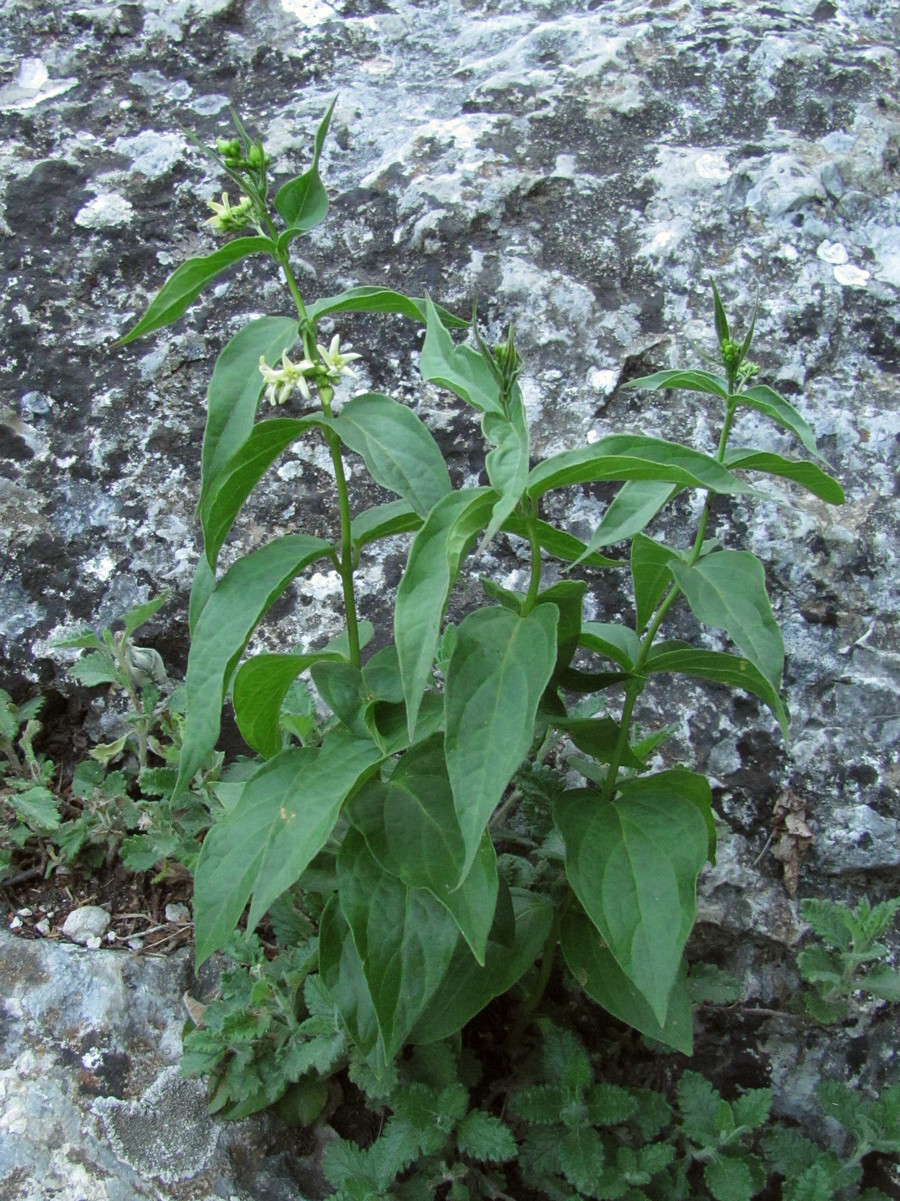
<box><xmin>456</xmin><ymin>1111</ymin><xmax>517</xmax><ymax>1163</ymax></box>
<box><xmin>121</xmin><ymin>594</ymin><xmax>169</xmax><ymax>639</ymax></box>
<box><xmin>420</xmin><ymin>297</ymin><xmax>504</xmax><ymax>415</ymax></box>
<box><xmin>670</xmin><ymin>550</ymin><xmax>783</xmax><ymax>689</ymax></box>
<box><xmin>735</xmin><ymin>384</ymin><xmax>824</xmax><ymax>461</ymax></box>
<box><xmin>645</xmin><ymin>645</ymin><xmax>789</xmax><ymax>739</ymax></box>
<box><xmin>724</xmin><ymin>448</ymin><xmax>844</xmax><ymax>505</ymax></box>
<box><xmin>69</xmin><ymin>651</ymin><xmax>120</xmax><ymax>687</ymax></box>
<box><xmin>732</xmin><ymin>1090</ymin><xmax>772</xmax><ymax>1132</ymax></box>
<box><xmin>233</xmin><ymin>652</ymin><xmax>336</xmax><ymax>757</ymax></box>
<box><xmin>526</xmin><ymin>436</ymin><xmax>753</xmax><ymax>501</ymax></box>
<box><xmin>559</xmin><ymin>1127</ymin><xmax>606</xmax><ymax>1194</ymax></box>
<box><xmin>337</xmin><ymin>828</ymin><xmax>460</xmax><ymax>1059</ymax></box>
<box><xmin>863</xmin><ymin>966</ymin><xmax>900</xmax><ymax>1002</ymax></box>
<box><xmin>626</xmin><ymin>369</ymin><xmax>730</xmax><ymax>400</ymax></box>
<box><xmin>176</xmin><ymin>533</ymin><xmax>332</xmax><ymax>793</ymax></box>
<box><xmin>116</xmin><ymin>238</ymin><xmax>275</xmax><ymax>345</ymax></box>
<box><xmin>200</xmin><ymin>416</ymin><xmax>325</xmax><ymax>568</ymax></box>
<box><xmin>395</xmin><ymin>487</ymin><xmax>497</xmax><ymax>738</ymax></box>
<box><xmin>193</xmin><ymin>728</ymin><xmax>382</xmax><ymax>964</ymax></box>
<box><xmin>351</xmin><ymin>500</ymin><xmax>422</xmax><ymax>549</ymax></box>
<box><xmin>482</xmin><ymin>401</ymin><xmax>530</xmax><ymax>543</ymax></box>
<box><xmin>306</xmin><ymin>286</ymin><xmax>467</xmax><ymax>327</ymax></box>
<box><xmin>445</xmin><ymin>605</ymin><xmax>558</xmax><ymax>877</ymax></box>
<box><xmin>631</xmin><ymin>534</ymin><xmax>679</xmax><ymax>634</ymax></box>
<box><xmin>327</xmin><ymin>393</ymin><xmax>451</xmax><ymax>518</ymax></box>
<box><xmin>10</xmin><ymin>786</ymin><xmax>61</xmax><ymax>832</ymax></box>
<box><xmin>502</xmin><ymin>512</ymin><xmax>622</xmax><ymax>568</ymax></box>
<box><xmin>348</xmin><ymin>736</ymin><xmax>499</xmax><ymax>964</ymax></box>
<box><xmin>189</xmin><ymin>552</ymin><xmax>216</xmax><ymax>637</ymax></box>
<box><xmin>704</xmin><ymin>1157</ymin><xmax>755</xmax><ymax>1201</ymax></box>
<box><xmin>560</xmin><ymin>911</ymin><xmax>693</xmax><ymax>1054</ymax></box>
<box><xmin>319</xmin><ymin>895</ymin><xmax>382</xmax><ymax>1062</ymax></box>
<box><xmin>200</xmin><ymin>316</ymin><xmax>299</xmax><ymax>506</ymax></box>
<box><xmin>556</xmin><ymin>717</ymin><xmax>644</xmax><ymax>770</ymax></box>
<box><xmin>712</xmin><ymin>280</ymin><xmax>731</xmax><ymax>346</ymax></box>
<box><xmin>410</xmin><ymin>887</ymin><xmax>553</xmax><ymax>1044</ymax></box>
<box><xmin>274</xmin><ymin>96</ymin><xmax>335</xmax><ymax>230</ymax></box>
<box><xmin>572</xmin><ymin>479</ymin><xmax>676</xmax><ymax>564</ymax></box>
<box><xmin>537</xmin><ymin>579</ymin><xmax>587</xmax><ymax>681</ymax></box>
<box><xmin>555</xmin><ymin>780</ymin><xmax>709</xmax><ymax>1024</ymax></box>
<box><xmin>580</xmin><ymin>622</ymin><xmax>642</xmax><ymax>670</ymax></box>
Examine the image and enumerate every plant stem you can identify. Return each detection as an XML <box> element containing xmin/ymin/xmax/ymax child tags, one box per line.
<box><xmin>521</xmin><ymin>502</ymin><xmax>543</xmax><ymax>616</ymax></box>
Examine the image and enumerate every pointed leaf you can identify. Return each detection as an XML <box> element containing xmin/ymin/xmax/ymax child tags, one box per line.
<box><xmin>120</xmin><ymin>594</ymin><xmax>169</xmax><ymax>639</ymax></box>
<box><xmin>200</xmin><ymin>316</ymin><xmax>299</xmax><ymax>506</ymax></box>
<box><xmin>319</xmin><ymin>895</ymin><xmax>381</xmax><ymax>1061</ymax></box>
<box><xmin>188</xmin><ymin>552</ymin><xmax>216</xmax><ymax>637</ymax></box>
<box><xmin>555</xmin><ymin>782</ymin><xmax>708</xmax><ymax>1024</ymax></box>
<box><xmin>573</xmin><ymin>480</ymin><xmax>676</xmax><ymax>564</ymax></box>
<box><xmin>627</xmin><ymin>369</ymin><xmax>730</xmax><ymax>400</ymax></box>
<box><xmin>670</xmin><ymin>550</ymin><xmax>784</xmax><ymax>688</ymax></box>
<box><xmin>735</xmin><ymin>384</ymin><xmax>824</xmax><ymax>461</ymax></box>
<box><xmin>349</xmin><ymin>736</ymin><xmax>498</xmax><ymax>963</ymax></box>
<box><xmin>420</xmin><ymin>297</ymin><xmax>504</xmax><ymax>414</ymax></box>
<box><xmin>712</xmin><ymin>280</ymin><xmax>731</xmax><ymax>345</ymax></box>
<box><xmin>482</xmin><ymin>401</ymin><xmax>530</xmax><ymax>543</ymax></box>
<box><xmin>328</xmin><ymin>392</ymin><xmax>451</xmax><ymax>517</ymax></box>
<box><xmin>580</xmin><ymin>622</ymin><xmax>642</xmax><ymax>670</ymax></box>
<box><xmin>631</xmin><ymin>534</ymin><xmax>679</xmax><ymax>634</ymax></box>
<box><xmin>337</xmin><ymin>828</ymin><xmax>459</xmax><ymax>1059</ymax></box>
<box><xmin>274</xmin><ymin>96</ymin><xmax>335</xmax><ymax>230</ymax></box>
<box><xmin>233</xmin><ymin>651</ymin><xmax>340</xmax><ymax>757</ymax></box>
<box><xmin>351</xmin><ymin>500</ymin><xmax>422</xmax><ymax>549</ymax></box>
<box><xmin>724</xmin><ymin>447</ymin><xmax>844</xmax><ymax>504</ymax></box>
<box><xmin>445</xmin><ymin>605</ymin><xmax>558</xmax><ymax>876</ymax></box>
<box><xmin>555</xmin><ymin>717</ymin><xmax>644</xmax><ymax>770</ymax></box>
<box><xmin>117</xmin><ymin>238</ymin><xmax>275</xmax><ymax>344</ymax></box>
<box><xmin>502</xmin><ymin>512</ymin><xmax>622</xmax><ymax>568</ymax></box>
<box><xmin>306</xmin><ymin>286</ymin><xmax>466</xmax><ymax>327</ymax></box>
<box><xmin>176</xmin><ymin>533</ymin><xmax>332</xmax><ymax>792</ymax></box>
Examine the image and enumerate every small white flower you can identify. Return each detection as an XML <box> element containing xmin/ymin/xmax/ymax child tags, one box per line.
<box><xmin>316</xmin><ymin>334</ymin><xmax>362</xmax><ymax>382</ymax></box>
<box><xmin>258</xmin><ymin>351</ymin><xmax>316</xmax><ymax>406</ymax></box>
<box><xmin>205</xmin><ymin>191</ymin><xmax>254</xmax><ymax>233</ymax></box>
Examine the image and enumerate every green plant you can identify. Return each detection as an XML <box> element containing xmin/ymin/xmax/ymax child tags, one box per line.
<box><xmin>796</xmin><ymin>896</ymin><xmax>900</xmax><ymax>1022</ymax></box>
<box><xmin>119</xmin><ymin>102</ymin><xmax>844</xmax><ymax>1078</ymax></box>
<box><xmin>0</xmin><ymin>690</ymin><xmax>61</xmax><ymax>880</ymax></box>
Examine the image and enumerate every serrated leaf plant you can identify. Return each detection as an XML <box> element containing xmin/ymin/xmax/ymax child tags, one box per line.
<box><xmin>118</xmin><ymin>101</ymin><xmax>845</xmax><ymax>1080</ymax></box>
<box><xmin>796</xmin><ymin>895</ymin><xmax>900</xmax><ymax>1022</ymax></box>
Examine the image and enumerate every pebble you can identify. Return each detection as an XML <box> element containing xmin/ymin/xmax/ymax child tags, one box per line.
<box><xmin>165</xmin><ymin>902</ymin><xmax>191</xmax><ymax>924</ymax></box>
<box><xmin>61</xmin><ymin>905</ymin><xmax>111</xmax><ymax>946</ymax></box>
<box><xmin>35</xmin><ymin>919</ymin><xmax>51</xmax><ymax>935</ymax></box>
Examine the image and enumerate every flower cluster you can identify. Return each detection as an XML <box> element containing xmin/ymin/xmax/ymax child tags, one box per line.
<box><xmin>205</xmin><ymin>192</ymin><xmax>254</xmax><ymax>233</ymax></box>
<box><xmin>257</xmin><ymin>338</ymin><xmax>362</xmax><ymax>407</ymax></box>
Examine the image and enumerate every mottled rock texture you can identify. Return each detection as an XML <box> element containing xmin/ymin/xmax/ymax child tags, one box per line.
<box><xmin>1</xmin><ymin>0</ymin><xmax>899</xmax><ymax>1191</ymax></box>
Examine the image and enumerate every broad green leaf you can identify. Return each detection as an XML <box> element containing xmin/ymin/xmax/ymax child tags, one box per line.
<box><xmin>274</xmin><ymin>96</ymin><xmax>335</xmax><ymax>231</ymax></box>
<box><xmin>192</xmin><ymin>728</ymin><xmax>382</xmax><ymax>964</ymax></box>
<box><xmin>233</xmin><ymin>651</ymin><xmax>338</xmax><ymax>757</ymax></box>
<box><xmin>306</xmin><ymin>286</ymin><xmax>466</xmax><ymax>328</ymax></box>
<box><xmin>10</xmin><ymin>786</ymin><xmax>61</xmax><ymax>832</ymax></box>
<box><xmin>736</xmin><ymin>384</ymin><xmax>824</xmax><ymax>461</ymax></box>
<box><xmin>201</xmin><ymin>416</ymin><xmax>325</xmax><ymax>568</ymax></box>
<box><xmin>445</xmin><ymin>605</ymin><xmax>558</xmax><ymax>877</ymax></box>
<box><xmin>646</xmin><ymin>644</ymin><xmax>789</xmax><ymax>738</ymax></box>
<box><xmin>327</xmin><ymin>392</ymin><xmax>451</xmax><ymax>518</ymax></box>
<box><xmin>200</xmin><ymin>317</ymin><xmax>299</xmax><ymax>505</ymax></box>
<box><xmin>724</xmin><ymin>448</ymin><xmax>844</xmax><ymax>504</ymax></box>
<box><xmin>627</xmin><ymin>369</ymin><xmax>730</xmax><ymax>400</ymax></box>
<box><xmin>555</xmin><ymin>716</ymin><xmax>644</xmax><ymax>770</ymax></box>
<box><xmin>410</xmin><ymin>887</ymin><xmax>553</xmax><ymax>1044</ymax></box>
<box><xmin>704</xmin><ymin>1157</ymin><xmax>755</xmax><ymax>1201</ymax></box>
<box><xmin>351</xmin><ymin>500</ymin><xmax>422</xmax><ymax>549</ymax></box>
<box><xmin>482</xmin><ymin>400</ymin><xmax>530</xmax><ymax>543</ymax></box>
<box><xmin>572</xmin><ymin>479</ymin><xmax>676</xmax><ymax>564</ymax></box>
<box><xmin>311</xmin><ymin>659</ymin><xmax>369</xmax><ymax>738</ymax></box>
<box><xmin>189</xmin><ymin>552</ymin><xmax>216</xmax><ymax>637</ymax></box>
<box><xmin>456</xmin><ymin>1112</ymin><xmax>517</xmax><ymax>1163</ymax></box>
<box><xmin>559</xmin><ymin>1127</ymin><xmax>606</xmax><ymax>1194</ymax></box>
<box><xmin>864</xmin><ymin>966</ymin><xmax>900</xmax><ymax>1002</ymax></box>
<box><xmin>337</xmin><ymin>828</ymin><xmax>460</xmax><ymax>1059</ymax></box>
<box><xmin>395</xmin><ymin>487</ymin><xmax>497</xmax><ymax>738</ymax></box>
<box><xmin>69</xmin><ymin>651</ymin><xmax>120</xmax><ymax>687</ymax></box>
<box><xmin>176</xmin><ymin>533</ymin><xmax>332</xmax><ymax>793</ymax></box>
<box><xmin>580</xmin><ymin>622</ymin><xmax>642</xmax><ymax>670</ymax></box>
<box><xmin>561</xmin><ymin>912</ymin><xmax>693</xmax><ymax>1053</ymax></box>
<box><xmin>526</xmin><ymin>436</ymin><xmax>753</xmax><ymax>501</ymax></box>
<box><xmin>420</xmin><ymin>297</ymin><xmax>504</xmax><ymax>415</ymax></box>
<box><xmin>537</xmin><ymin>579</ymin><xmax>587</xmax><ymax>681</ymax></box>
<box><xmin>631</xmin><ymin>534</ymin><xmax>679</xmax><ymax>634</ymax></box>
<box><xmin>319</xmin><ymin>895</ymin><xmax>381</xmax><ymax>1062</ymax></box>
<box><xmin>620</xmin><ymin>767</ymin><xmax>717</xmax><ymax>864</ymax></box>
<box><xmin>501</xmin><ymin>513</ymin><xmax>621</xmax><ymax>568</ymax></box>
<box><xmin>670</xmin><ymin>550</ymin><xmax>784</xmax><ymax>689</ymax></box>
<box><xmin>116</xmin><ymin>238</ymin><xmax>275</xmax><ymax>344</ymax></box>
<box><xmin>348</xmin><ymin>735</ymin><xmax>498</xmax><ymax>963</ymax></box>
<box><xmin>555</xmin><ymin>782</ymin><xmax>709</xmax><ymax>1024</ymax></box>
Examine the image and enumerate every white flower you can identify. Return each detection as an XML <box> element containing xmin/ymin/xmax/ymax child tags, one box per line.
<box><xmin>316</xmin><ymin>334</ymin><xmax>362</xmax><ymax>382</ymax></box>
<box><xmin>258</xmin><ymin>351</ymin><xmax>315</xmax><ymax>406</ymax></box>
<box><xmin>205</xmin><ymin>192</ymin><xmax>254</xmax><ymax>233</ymax></box>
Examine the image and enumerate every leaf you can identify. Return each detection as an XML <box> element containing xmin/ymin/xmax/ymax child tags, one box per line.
<box><xmin>306</xmin><ymin>286</ymin><xmax>466</xmax><ymax>327</ymax></box>
<box><xmin>337</xmin><ymin>828</ymin><xmax>460</xmax><ymax>1059</ymax></box>
<box><xmin>456</xmin><ymin>1112</ymin><xmax>517</xmax><ymax>1163</ymax></box>
<box><xmin>724</xmin><ymin>448</ymin><xmax>844</xmax><ymax>504</ymax></box>
<box><xmin>502</xmin><ymin>512</ymin><xmax>622</xmax><ymax>568</ymax></box>
<box><xmin>863</xmin><ymin>966</ymin><xmax>900</xmax><ymax>1002</ymax></box>
<box><xmin>556</xmin><ymin>717</ymin><xmax>644</xmax><ymax>770</ymax></box>
<box><xmin>319</xmin><ymin>896</ymin><xmax>382</xmax><ymax>1062</ymax></box>
<box><xmin>482</xmin><ymin>401</ymin><xmax>530</xmax><ymax>543</ymax></box>
<box><xmin>445</xmin><ymin>605</ymin><xmax>559</xmax><ymax>877</ymax></box>
<box><xmin>420</xmin><ymin>297</ymin><xmax>504</xmax><ymax>415</ymax></box>
<box><xmin>560</xmin><ymin>911</ymin><xmax>693</xmax><ymax>1054</ymax></box>
<box><xmin>526</xmin><ymin>436</ymin><xmax>753</xmax><ymax>501</ymax></box>
<box><xmin>580</xmin><ymin>622</ymin><xmax>642</xmax><ymax>670</ymax></box>
<box><xmin>200</xmin><ymin>316</ymin><xmax>299</xmax><ymax>506</ymax></box>
<box><xmin>537</xmin><ymin>579</ymin><xmax>587</xmax><ymax>681</ymax></box>
<box><xmin>189</xmin><ymin>552</ymin><xmax>216</xmax><ymax>637</ymax></box>
<box><xmin>704</xmin><ymin>1157</ymin><xmax>755</xmax><ymax>1201</ymax></box>
<box><xmin>348</xmin><ymin>735</ymin><xmax>499</xmax><ymax>963</ymax></box>
<box><xmin>670</xmin><ymin>550</ymin><xmax>784</xmax><ymax>689</ymax></box>
<box><xmin>200</xmin><ymin>416</ymin><xmax>325</xmax><ymax>568</ymax></box>
<box><xmin>410</xmin><ymin>887</ymin><xmax>553</xmax><ymax>1044</ymax></box>
<box><xmin>735</xmin><ymin>384</ymin><xmax>824</xmax><ymax>461</ymax></box>
<box><xmin>121</xmin><ymin>594</ymin><xmax>169</xmax><ymax>639</ymax></box>
<box><xmin>176</xmin><ymin>533</ymin><xmax>332</xmax><ymax>793</ymax></box>
<box><xmin>116</xmin><ymin>238</ymin><xmax>275</xmax><ymax>345</ymax></box>
<box><xmin>572</xmin><ymin>479</ymin><xmax>676</xmax><ymax>565</ymax></box>
<box><xmin>233</xmin><ymin>652</ymin><xmax>336</xmax><ymax>757</ymax></box>
<box><xmin>712</xmin><ymin>280</ymin><xmax>731</xmax><ymax>346</ymax></box>
<box><xmin>327</xmin><ymin>393</ymin><xmax>451</xmax><ymax>518</ymax></box>
<box><xmin>626</xmin><ymin>369</ymin><xmax>730</xmax><ymax>400</ymax></box>
<box><xmin>273</xmin><ymin>96</ymin><xmax>335</xmax><ymax>231</ymax></box>
<box><xmin>193</xmin><ymin>728</ymin><xmax>382</xmax><ymax>964</ymax></box>
<box><xmin>69</xmin><ymin>651</ymin><xmax>120</xmax><ymax>687</ymax></box>
<box><xmin>395</xmin><ymin>487</ymin><xmax>497</xmax><ymax>738</ymax></box>
<box><xmin>559</xmin><ymin>1127</ymin><xmax>606</xmax><ymax>1194</ymax></box>
<box><xmin>351</xmin><ymin>500</ymin><xmax>422</xmax><ymax>549</ymax></box>
<box><xmin>732</xmin><ymin>1090</ymin><xmax>772</xmax><ymax>1132</ymax></box>
<box><xmin>10</xmin><ymin>786</ymin><xmax>61</xmax><ymax>832</ymax></box>
<box><xmin>645</xmin><ymin>645</ymin><xmax>789</xmax><ymax>739</ymax></box>
<box><xmin>631</xmin><ymin>534</ymin><xmax>679</xmax><ymax>634</ymax></box>
<box><xmin>555</xmin><ymin>781</ymin><xmax>709</xmax><ymax>1024</ymax></box>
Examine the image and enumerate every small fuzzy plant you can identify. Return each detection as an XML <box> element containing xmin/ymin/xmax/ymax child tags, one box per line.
<box><xmin>118</xmin><ymin>103</ymin><xmax>845</xmax><ymax>1083</ymax></box>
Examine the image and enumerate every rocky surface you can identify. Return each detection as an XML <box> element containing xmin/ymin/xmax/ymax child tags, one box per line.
<box><xmin>1</xmin><ymin>0</ymin><xmax>899</xmax><ymax>1192</ymax></box>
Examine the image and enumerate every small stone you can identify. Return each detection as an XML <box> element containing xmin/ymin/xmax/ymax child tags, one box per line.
<box><xmin>165</xmin><ymin>903</ymin><xmax>190</xmax><ymax>924</ymax></box>
<box><xmin>62</xmin><ymin>905</ymin><xmax>111</xmax><ymax>946</ymax></box>
<box><xmin>127</xmin><ymin>936</ymin><xmax>144</xmax><ymax>951</ymax></box>
<box><xmin>85</xmin><ymin>936</ymin><xmax>102</xmax><ymax>950</ymax></box>
<box><xmin>16</xmin><ymin>908</ymin><xmax>33</xmax><ymax>918</ymax></box>
<box><xmin>35</xmin><ymin>919</ymin><xmax>51</xmax><ymax>935</ymax></box>
<box><xmin>8</xmin><ymin>916</ymin><xmax>22</xmax><ymax>931</ymax></box>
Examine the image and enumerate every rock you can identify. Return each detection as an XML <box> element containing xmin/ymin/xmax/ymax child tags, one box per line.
<box><xmin>61</xmin><ymin>905</ymin><xmax>112</xmax><ymax>945</ymax></box>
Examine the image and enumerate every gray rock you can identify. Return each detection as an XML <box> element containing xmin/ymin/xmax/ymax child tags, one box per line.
<box><xmin>61</xmin><ymin>905</ymin><xmax>112</xmax><ymax>946</ymax></box>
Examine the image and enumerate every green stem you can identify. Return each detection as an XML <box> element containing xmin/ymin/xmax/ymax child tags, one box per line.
<box><xmin>521</xmin><ymin>503</ymin><xmax>543</xmax><ymax>616</ymax></box>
